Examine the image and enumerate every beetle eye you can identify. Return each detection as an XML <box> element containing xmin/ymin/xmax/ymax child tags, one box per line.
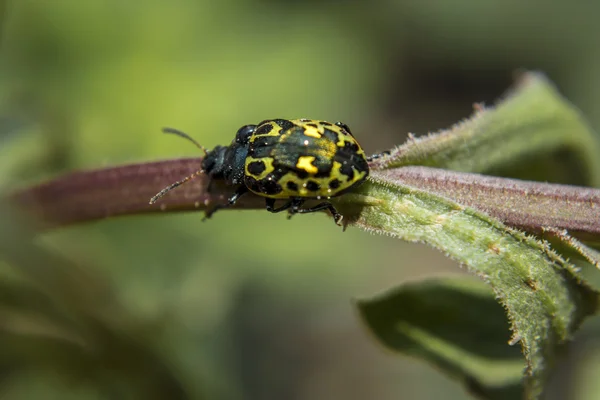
<box><xmin>235</xmin><ymin>124</ymin><xmax>256</xmax><ymax>144</ymax></box>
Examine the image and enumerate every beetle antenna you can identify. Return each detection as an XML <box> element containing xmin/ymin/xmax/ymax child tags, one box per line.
<box><xmin>162</xmin><ymin>127</ymin><xmax>208</xmax><ymax>156</ymax></box>
<box><xmin>149</xmin><ymin>127</ymin><xmax>208</xmax><ymax>205</ymax></box>
<box><xmin>149</xmin><ymin>170</ymin><xmax>202</xmax><ymax>205</ymax></box>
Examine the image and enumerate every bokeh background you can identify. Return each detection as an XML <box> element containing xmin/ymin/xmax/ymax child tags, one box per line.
<box><xmin>1</xmin><ymin>1</ymin><xmax>599</xmax><ymax>399</ymax></box>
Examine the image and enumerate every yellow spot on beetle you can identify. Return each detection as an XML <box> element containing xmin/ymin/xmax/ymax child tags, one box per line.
<box><xmin>303</xmin><ymin>128</ymin><xmax>322</xmax><ymax>138</ymax></box>
<box><xmin>296</xmin><ymin>156</ymin><xmax>318</xmax><ymax>174</ymax></box>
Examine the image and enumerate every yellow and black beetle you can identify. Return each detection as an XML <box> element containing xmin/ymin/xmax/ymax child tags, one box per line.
<box><xmin>150</xmin><ymin>118</ymin><xmax>387</xmax><ymax>225</ymax></box>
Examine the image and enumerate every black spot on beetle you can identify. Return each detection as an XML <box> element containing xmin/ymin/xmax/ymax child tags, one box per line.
<box><xmin>245</xmin><ymin>176</ymin><xmax>261</xmax><ymax>193</ymax></box>
<box><xmin>306</xmin><ymin>123</ymin><xmax>318</xmax><ymax>129</ymax></box>
<box><xmin>306</xmin><ymin>181</ymin><xmax>320</xmax><ymax>191</ymax></box>
<box><xmin>247</xmin><ymin>160</ymin><xmax>266</xmax><ymax>176</ymax></box>
<box><xmin>249</xmin><ymin>135</ymin><xmax>280</xmax><ymax>158</ymax></box>
<box><xmin>270</xmin><ymin>166</ymin><xmax>289</xmax><ymax>181</ymax></box>
<box><xmin>353</xmin><ymin>156</ymin><xmax>369</xmax><ymax>173</ymax></box>
<box><xmin>320</xmin><ymin>121</ymin><xmax>332</xmax><ymax>126</ymax></box>
<box><xmin>322</xmin><ymin>128</ymin><xmax>339</xmax><ymax>143</ymax></box>
<box><xmin>294</xmin><ymin>169</ymin><xmax>309</xmax><ymax>179</ymax></box>
<box><xmin>339</xmin><ymin>161</ymin><xmax>355</xmax><ymax>180</ymax></box>
<box><xmin>273</xmin><ymin>119</ymin><xmax>295</xmax><ymax>132</ymax></box>
<box><xmin>344</xmin><ymin>141</ymin><xmax>360</xmax><ymax>152</ymax></box>
<box><xmin>286</xmin><ymin>181</ymin><xmax>299</xmax><ymax>191</ymax></box>
<box><xmin>329</xmin><ymin>179</ymin><xmax>341</xmax><ymax>189</ymax></box>
<box><xmin>333</xmin><ymin>139</ymin><xmax>367</xmax><ymax>176</ymax></box>
<box><xmin>314</xmin><ymin>168</ymin><xmax>333</xmax><ymax>178</ymax></box>
<box><xmin>254</xmin><ymin>123</ymin><xmax>273</xmax><ymax>135</ymax></box>
<box><xmin>260</xmin><ymin>178</ymin><xmax>283</xmax><ymax>195</ymax></box>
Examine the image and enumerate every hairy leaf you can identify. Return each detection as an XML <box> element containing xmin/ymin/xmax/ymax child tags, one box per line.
<box><xmin>340</xmin><ymin>176</ymin><xmax>599</xmax><ymax>399</ymax></box>
<box><xmin>356</xmin><ymin>277</ymin><xmax>524</xmax><ymax>400</ymax></box>
<box><xmin>372</xmin><ymin>72</ymin><xmax>600</xmax><ymax>186</ymax></box>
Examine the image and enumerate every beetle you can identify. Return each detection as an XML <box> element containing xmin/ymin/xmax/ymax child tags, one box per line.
<box><xmin>150</xmin><ymin>118</ymin><xmax>387</xmax><ymax>225</ymax></box>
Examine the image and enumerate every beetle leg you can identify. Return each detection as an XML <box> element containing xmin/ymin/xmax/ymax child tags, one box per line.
<box><xmin>285</xmin><ymin>198</ymin><xmax>305</xmax><ymax>220</ymax></box>
<box><xmin>203</xmin><ymin>185</ymin><xmax>248</xmax><ymax>220</ymax></box>
<box><xmin>290</xmin><ymin>200</ymin><xmax>343</xmax><ymax>225</ymax></box>
<box><xmin>265</xmin><ymin>198</ymin><xmax>295</xmax><ymax>213</ymax></box>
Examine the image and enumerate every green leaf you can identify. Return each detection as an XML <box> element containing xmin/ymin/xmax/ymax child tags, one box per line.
<box><xmin>373</xmin><ymin>72</ymin><xmax>600</xmax><ymax>186</ymax></box>
<box><xmin>345</xmin><ymin>73</ymin><xmax>600</xmax><ymax>398</ymax></box>
<box><xmin>542</xmin><ymin>227</ymin><xmax>600</xmax><ymax>266</ymax></box>
<box><xmin>339</xmin><ymin>176</ymin><xmax>599</xmax><ymax>399</ymax></box>
<box><xmin>366</xmin><ymin>166</ymin><xmax>600</xmax><ymax>246</ymax></box>
<box><xmin>356</xmin><ymin>277</ymin><xmax>524</xmax><ymax>400</ymax></box>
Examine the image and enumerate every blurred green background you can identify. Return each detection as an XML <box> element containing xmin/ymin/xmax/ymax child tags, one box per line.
<box><xmin>1</xmin><ymin>1</ymin><xmax>600</xmax><ymax>399</ymax></box>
